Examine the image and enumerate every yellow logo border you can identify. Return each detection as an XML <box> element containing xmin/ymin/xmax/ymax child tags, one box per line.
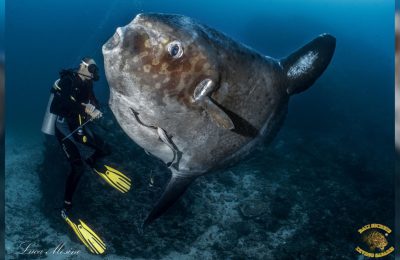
<box><xmin>355</xmin><ymin>223</ymin><xmax>394</xmax><ymax>258</ymax></box>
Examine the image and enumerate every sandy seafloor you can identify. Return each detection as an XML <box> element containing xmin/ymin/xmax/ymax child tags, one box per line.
<box><xmin>5</xmin><ymin>106</ymin><xmax>394</xmax><ymax>259</ymax></box>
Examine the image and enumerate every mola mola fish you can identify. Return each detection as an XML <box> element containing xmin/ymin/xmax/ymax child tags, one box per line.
<box><xmin>102</xmin><ymin>13</ymin><xmax>336</xmax><ymax>225</ymax></box>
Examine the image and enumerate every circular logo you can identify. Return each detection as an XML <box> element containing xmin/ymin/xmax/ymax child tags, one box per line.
<box><xmin>355</xmin><ymin>224</ymin><xmax>394</xmax><ymax>258</ymax></box>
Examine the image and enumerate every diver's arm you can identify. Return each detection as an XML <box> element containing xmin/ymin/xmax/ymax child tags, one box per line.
<box><xmin>50</xmin><ymin>77</ymin><xmax>84</xmax><ymax>117</ymax></box>
<box><xmin>88</xmin><ymin>86</ymin><xmax>100</xmax><ymax>109</ymax></box>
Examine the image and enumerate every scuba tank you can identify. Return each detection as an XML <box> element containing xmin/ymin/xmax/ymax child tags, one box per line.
<box><xmin>41</xmin><ymin>79</ymin><xmax>59</xmax><ymax>135</ymax></box>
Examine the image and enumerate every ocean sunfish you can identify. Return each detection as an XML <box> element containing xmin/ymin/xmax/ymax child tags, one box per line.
<box><xmin>102</xmin><ymin>13</ymin><xmax>336</xmax><ymax>225</ymax></box>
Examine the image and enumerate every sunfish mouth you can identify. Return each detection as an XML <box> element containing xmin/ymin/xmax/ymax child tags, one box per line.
<box><xmin>103</xmin><ymin>16</ymin><xmax>158</xmax><ymax>54</ymax></box>
<box><xmin>103</xmin><ymin>27</ymin><xmax>124</xmax><ymax>52</ymax></box>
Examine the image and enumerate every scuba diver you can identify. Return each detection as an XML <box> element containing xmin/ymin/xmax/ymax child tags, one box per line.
<box><xmin>41</xmin><ymin>57</ymin><xmax>131</xmax><ymax>254</ymax></box>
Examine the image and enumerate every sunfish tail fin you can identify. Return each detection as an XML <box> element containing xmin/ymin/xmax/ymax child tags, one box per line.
<box><xmin>143</xmin><ymin>172</ymin><xmax>197</xmax><ymax>227</ymax></box>
<box><xmin>281</xmin><ymin>33</ymin><xmax>336</xmax><ymax>95</ymax></box>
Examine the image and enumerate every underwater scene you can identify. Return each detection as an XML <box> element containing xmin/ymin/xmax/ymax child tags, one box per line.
<box><xmin>5</xmin><ymin>0</ymin><xmax>394</xmax><ymax>259</ymax></box>
<box><xmin>0</xmin><ymin>0</ymin><xmax>4</xmax><ymax>258</ymax></box>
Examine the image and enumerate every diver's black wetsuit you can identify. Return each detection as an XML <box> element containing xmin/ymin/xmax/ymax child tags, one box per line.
<box><xmin>50</xmin><ymin>69</ymin><xmax>110</xmax><ymax>208</ymax></box>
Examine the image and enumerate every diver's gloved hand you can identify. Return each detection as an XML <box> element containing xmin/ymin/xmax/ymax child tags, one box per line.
<box><xmin>89</xmin><ymin>109</ymin><xmax>103</xmax><ymax>120</ymax></box>
<box><xmin>82</xmin><ymin>103</ymin><xmax>103</xmax><ymax>120</ymax></box>
<box><xmin>82</xmin><ymin>103</ymin><xmax>96</xmax><ymax>114</ymax></box>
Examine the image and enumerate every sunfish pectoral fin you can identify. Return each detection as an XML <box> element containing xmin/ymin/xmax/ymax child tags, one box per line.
<box><xmin>203</xmin><ymin>98</ymin><xmax>235</xmax><ymax>130</ymax></box>
<box><xmin>192</xmin><ymin>78</ymin><xmax>235</xmax><ymax>130</ymax></box>
<box><xmin>193</xmin><ymin>78</ymin><xmax>215</xmax><ymax>101</ymax></box>
<box><xmin>281</xmin><ymin>33</ymin><xmax>336</xmax><ymax>95</ymax></box>
<box><xmin>143</xmin><ymin>172</ymin><xmax>197</xmax><ymax>227</ymax></box>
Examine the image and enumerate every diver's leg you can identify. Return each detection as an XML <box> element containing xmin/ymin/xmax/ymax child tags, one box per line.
<box><xmin>61</xmin><ymin>140</ymin><xmax>84</xmax><ymax>211</ymax></box>
<box><xmin>83</xmin><ymin>126</ymin><xmax>111</xmax><ymax>167</ymax></box>
<box><xmin>85</xmin><ymin>148</ymin><xmax>110</xmax><ymax>168</ymax></box>
<box><xmin>82</xmin><ymin>128</ymin><xmax>131</xmax><ymax>193</ymax></box>
<box><xmin>73</xmin><ymin>125</ymin><xmax>131</xmax><ymax>193</ymax></box>
<box><xmin>64</xmin><ymin>159</ymin><xmax>85</xmax><ymax>210</ymax></box>
<box><xmin>55</xmin><ymin>121</ymin><xmax>84</xmax><ymax>212</ymax></box>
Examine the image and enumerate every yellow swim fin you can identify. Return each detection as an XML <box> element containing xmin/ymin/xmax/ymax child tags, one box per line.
<box><xmin>94</xmin><ymin>165</ymin><xmax>131</xmax><ymax>193</ymax></box>
<box><xmin>62</xmin><ymin>211</ymin><xmax>106</xmax><ymax>254</ymax></box>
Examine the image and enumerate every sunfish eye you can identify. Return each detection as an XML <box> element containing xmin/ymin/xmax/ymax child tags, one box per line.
<box><xmin>167</xmin><ymin>41</ymin><xmax>183</xmax><ymax>59</ymax></box>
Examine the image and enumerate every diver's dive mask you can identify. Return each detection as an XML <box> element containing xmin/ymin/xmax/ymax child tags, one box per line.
<box><xmin>81</xmin><ymin>59</ymin><xmax>100</xmax><ymax>81</ymax></box>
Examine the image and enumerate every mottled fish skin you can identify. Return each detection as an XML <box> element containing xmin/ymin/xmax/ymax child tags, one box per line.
<box><xmin>103</xmin><ymin>13</ymin><xmax>286</xmax><ymax>173</ymax></box>
<box><xmin>102</xmin><ymin>13</ymin><xmax>336</xmax><ymax>224</ymax></box>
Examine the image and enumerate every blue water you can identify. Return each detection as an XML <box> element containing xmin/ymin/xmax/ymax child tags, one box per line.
<box><xmin>0</xmin><ymin>0</ymin><xmax>3</xmax><ymax>51</ymax></box>
<box><xmin>5</xmin><ymin>0</ymin><xmax>394</xmax><ymax>259</ymax></box>
<box><xmin>6</xmin><ymin>0</ymin><xmax>393</xmax><ymax>139</ymax></box>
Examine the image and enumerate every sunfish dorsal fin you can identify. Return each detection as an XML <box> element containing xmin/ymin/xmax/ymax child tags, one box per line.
<box><xmin>193</xmin><ymin>78</ymin><xmax>235</xmax><ymax>130</ymax></box>
<box><xmin>281</xmin><ymin>34</ymin><xmax>336</xmax><ymax>95</ymax></box>
<box><xmin>143</xmin><ymin>171</ymin><xmax>197</xmax><ymax>226</ymax></box>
